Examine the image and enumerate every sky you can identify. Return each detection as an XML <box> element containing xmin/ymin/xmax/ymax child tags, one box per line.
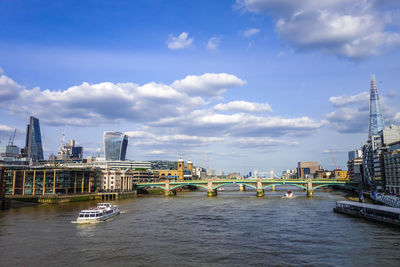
<box><xmin>0</xmin><ymin>0</ymin><xmax>400</xmax><ymax>175</ymax></box>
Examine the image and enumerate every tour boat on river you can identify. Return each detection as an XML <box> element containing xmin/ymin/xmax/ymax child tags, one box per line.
<box><xmin>285</xmin><ymin>190</ymin><xmax>294</xmax><ymax>198</ymax></box>
<box><xmin>76</xmin><ymin>203</ymin><xmax>120</xmax><ymax>224</ymax></box>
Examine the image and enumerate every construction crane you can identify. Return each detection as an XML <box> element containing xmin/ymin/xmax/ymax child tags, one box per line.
<box><xmin>8</xmin><ymin>129</ymin><xmax>16</xmax><ymax>146</ymax></box>
<box><xmin>330</xmin><ymin>149</ymin><xmax>340</xmax><ymax>170</ymax></box>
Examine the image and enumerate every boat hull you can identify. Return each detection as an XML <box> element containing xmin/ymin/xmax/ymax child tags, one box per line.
<box><xmin>76</xmin><ymin>210</ymin><xmax>120</xmax><ymax>224</ymax></box>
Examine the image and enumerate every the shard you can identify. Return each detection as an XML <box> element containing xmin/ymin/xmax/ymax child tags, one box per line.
<box><xmin>368</xmin><ymin>75</ymin><xmax>385</xmax><ymax>137</ymax></box>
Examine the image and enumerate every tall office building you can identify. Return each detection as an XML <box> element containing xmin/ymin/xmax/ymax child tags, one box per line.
<box><xmin>25</xmin><ymin>116</ymin><xmax>44</xmax><ymax>161</ymax></box>
<box><xmin>368</xmin><ymin>75</ymin><xmax>385</xmax><ymax>137</ymax></box>
<box><xmin>104</xmin><ymin>131</ymin><xmax>128</xmax><ymax>161</ymax></box>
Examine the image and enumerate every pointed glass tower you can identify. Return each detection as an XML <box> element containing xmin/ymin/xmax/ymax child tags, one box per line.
<box><xmin>368</xmin><ymin>75</ymin><xmax>385</xmax><ymax>137</ymax></box>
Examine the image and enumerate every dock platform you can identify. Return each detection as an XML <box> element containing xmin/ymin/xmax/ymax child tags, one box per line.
<box><xmin>334</xmin><ymin>201</ymin><xmax>400</xmax><ymax>227</ymax></box>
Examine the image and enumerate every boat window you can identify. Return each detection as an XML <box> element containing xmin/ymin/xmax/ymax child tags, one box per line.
<box><xmin>90</xmin><ymin>214</ymin><xmax>95</xmax><ymax>217</ymax></box>
<box><xmin>79</xmin><ymin>214</ymin><xmax>84</xmax><ymax>218</ymax></box>
<box><xmin>84</xmin><ymin>214</ymin><xmax>90</xmax><ymax>217</ymax></box>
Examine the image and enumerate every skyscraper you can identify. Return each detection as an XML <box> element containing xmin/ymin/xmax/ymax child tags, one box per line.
<box><xmin>368</xmin><ymin>75</ymin><xmax>385</xmax><ymax>137</ymax></box>
<box><xmin>104</xmin><ymin>131</ymin><xmax>128</xmax><ymax>161</ymax></box>
<box><xmin>25</xmin><ymin>116</ymin><xmax>44</xmax><ymax>161</ymax></box>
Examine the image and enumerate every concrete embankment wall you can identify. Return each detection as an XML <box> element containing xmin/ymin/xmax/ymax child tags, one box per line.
<box><xmin>5</xmin><ymin>190</ymin><xmax>138</xmax><ymax>206</ymax></box>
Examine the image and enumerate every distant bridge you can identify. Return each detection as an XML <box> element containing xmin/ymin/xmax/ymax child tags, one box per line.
<box><xmin>136</xmin><ymin>178</ymin><xmax>359</xmax><ymax>197</ymax></box>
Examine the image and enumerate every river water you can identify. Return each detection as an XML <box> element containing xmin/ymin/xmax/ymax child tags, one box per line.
<box><xmin>1</xmin><ymin>187</ymin><xmax>400</xmax><ymax>266</ymax></box>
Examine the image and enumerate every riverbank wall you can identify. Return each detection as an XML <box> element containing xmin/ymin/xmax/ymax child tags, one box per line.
<box><xmin>4</xmin><ymin>191</ymin><xmax>138</xmax><ymax>207</ymax></box>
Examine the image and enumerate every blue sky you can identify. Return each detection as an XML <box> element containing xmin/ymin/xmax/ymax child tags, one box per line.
<box><xmin>1</xmin><ymin>0</ymin><xmax>400</xmax><ymax>175</ymax></box>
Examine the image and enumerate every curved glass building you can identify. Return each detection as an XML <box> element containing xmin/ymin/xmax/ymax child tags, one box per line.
<box><xmin>104</xmin><ymin>131</ymin><xmax>128</xmax><ymax>161</ymax></box>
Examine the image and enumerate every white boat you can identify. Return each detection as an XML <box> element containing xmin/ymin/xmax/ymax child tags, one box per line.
<box><xmin>76</xmin><ymin>203</ymin><xmax>120</xmax><ymax>224</ymax></box>
<box><xmin>218</xmin><ymin>187</ymin><xmax>225</xmax><ymax>191</ymax></box>
<box><xmin>285</xmin><ymin>190</ymin><xmax>295</xmax><ymax>198</ymax></box>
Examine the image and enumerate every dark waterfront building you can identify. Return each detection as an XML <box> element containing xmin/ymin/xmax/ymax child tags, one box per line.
<box><xmin>25</xmin><ymin>116</ymin><xmax>44</xmax><ymax>161</ymax></box>
<box><xmin>104</xmin><ymin>131</ymin><xmax>128</xmax><ymax>161</ymax></box>
<box><xmin>4</xmin><ymin>166</ymin><xmax>101</xmax><ymax>196</ymax></box>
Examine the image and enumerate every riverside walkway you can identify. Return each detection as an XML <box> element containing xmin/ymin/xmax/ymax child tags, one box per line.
<box><xmin>136</xmin><ymin>178</ymin><xmax>359</xmax><ymax>197</ymax></box>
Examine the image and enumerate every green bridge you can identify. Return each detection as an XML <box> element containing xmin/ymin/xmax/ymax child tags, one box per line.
<box><xmin>136</xmin><ymin>178</ymin><xmax>359</xmax><ymax>197</ymax></box>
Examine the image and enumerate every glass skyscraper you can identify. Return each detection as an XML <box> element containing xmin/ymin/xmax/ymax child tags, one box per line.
<box><xmin>25</xmin><ymin>116</ymin><xmax>44</xmax><ymax>161</ymax></box>
<box><xmin>368</xmin><ymin>75</ymin><xmax>385</xmax><ymax>137</ymax></box>
<box><xmin>104</xmin><ymin>131</ymin><xmax>128</xmax><ymax>161</ymax></box>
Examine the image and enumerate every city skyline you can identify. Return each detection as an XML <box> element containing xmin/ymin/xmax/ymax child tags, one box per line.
<box><xmin>1</xmin><ymin>1</ymin><xmax>400</xmax><ymax>174</ymax></box>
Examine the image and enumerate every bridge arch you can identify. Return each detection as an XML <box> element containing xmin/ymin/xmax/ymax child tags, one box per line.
<box><xmin>213</xmin><ymin>182</ymin><xmax>257</xmax><ymax>190</ymax></box>
<box><xmin>137</xmin><ymin>184</ymin><xmax>166</xmax><ymax>190</ymax></box>
<box><xmin>170</xmin><ymin>184</ymin><xmax>208</xmax><ymax>190</ymax></box>
<box><xmin>312</xmin><ymin>184</ymin><xmax>358</xmax><ymax>190</ymax></box>
<box><xmin>262</xmin><ymin>183</ymin><xmax>307</xmax><ymax>190</ymax></box>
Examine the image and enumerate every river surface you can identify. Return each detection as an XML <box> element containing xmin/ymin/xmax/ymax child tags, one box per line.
<box><xmin>1</xmin><ymin>187</ymin><xmax>400</xmax><ymax>266</ymax></box>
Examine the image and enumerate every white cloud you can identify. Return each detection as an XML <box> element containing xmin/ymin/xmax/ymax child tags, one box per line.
<box><xmin>146</xmin><ymin>150</ymin><xmax>168</xmax><ymax>155</ymax></box>
<box><xmin>0</xmin><ymin>124</ymin><xmax>17</xmax><ymax>139</ymax></box>
<box><xmin>207</xmin><ymin>37</ymin><xmax>221</xmax><ymax>52</ymax></box>
<box><xmin>325</xmin><ymin>107</ymin><xmax>368</xmax><ymax>133</ymax></box>
<box><xmin>2</xmin><ymin>72</ymin><xmax>325</xmax><ymax>153</ymax></box>
<box><xmin>234</xmin><ymin>137</ymin><xmax>298</xmax><ymax>148</ymax></box>
<box><xmin>2</xmin><ymin>72</ymin><xmax>247</xmax><ymax>126</ymax></box>
<box><xmin>126</xmin><ymin>131</ymin><xmax>224</xmax><ymax>148</ymax></box>
<box><xmin>237</xmin><ymin>0</ymin><xmax>400</xmax><ymax>59</ymax></box>
<box><xmin>7</xmin><ymin>77</ymin><xmax>207</xmax><ymax>126</ymax></box>
<box><xmin>393</xmin><ymin>112</ymin><xmax>400</xmax><ymax>123</ymax></box>
<box><xmin>214</xmin><ymin>101</ymin><xmax>272</xmax><ymax>113</ymax></box>
<box><xmin>0</xmin><ymin>74</ymin><xmax>23</xmax><ymax>103</ymax></box>
<box><xmin>329</xmin><ymin>91</ymin><xmax>369</xmax><ymax>107</ymax></box>
<box><xmin>171</xmin><ymin>73</ymin><xmax>246</xmax><ymax>97</ymax></box>
<box><xmin>0</xmin><ymin>124</ymin><xmax>14</xmax><ymax>133</ymax></box>
<box><xmin>167</xmin><ymin>32</ymin><xmax>194</xmax><ymax>50</ymax></box>
<box><xmin>152</xmin><ymin>110</ymin><xmax>323</xmax><ymax>137</ymax></box>
<box><xmin>241</xmin><ymin>28</ymin><xmax>261</xmax><ymax>37</ymax></box>
<box><xmin>325</xmin><ymin>89</ymin><xmax>400</xmax><ymax>133</ymax></box>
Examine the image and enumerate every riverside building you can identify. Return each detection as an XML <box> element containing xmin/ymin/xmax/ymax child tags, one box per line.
<box><xmin>297</xmin><ymin>161</ymin><xmax>319</xmax><ymax>178</ymax></box>
<box><xmin>3</xmin><ymin>165</ymin><xmax>101</xmax><ymax>196</ymax></box>
<box><xmin>362</xmin><ymin>124</ymin><xmax>400</xmax><ymax>191</ymax></box>
<box><xmin>383</xmin><ymin>141</ymin><xmax>400</xmax><ymax>194</ymax></box>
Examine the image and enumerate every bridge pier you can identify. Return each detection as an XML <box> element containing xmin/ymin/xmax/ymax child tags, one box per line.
<box><xmin>271</xmin><ymin>185</ymin><xmax>276</xmax><ymax>192</ymax></box>
<box><xmin>239</xmin><ymin>184</ymin><xmax>245</xmax><ymax>191</ymax></box>
<box><xmin>207</xmin><ymin>181</ymin><xmax>217</xmax><ymax>197</ymax></box>
<box><xmin>165</xmin><ymin>190</ymin><xmax>176</xmax><ymax>196</ymax></box>
<box><xmin>307</xmin><ymin>179</ymin><xmax>313</xmax><ymax>197</ymax></box>
<box><xmin>164</xmin><ymin>180</ymin><xmax>176</xmax><ymax>197</ymax></box>
<box><xmin>257</xmin><ymin>179</ymin><xmax>264</xmax><ymax>197</ymax></box>
<box><xmin>207</xmin><ymin>189</ymin><xmax>217</xmax><ymax>197</ymax></box>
